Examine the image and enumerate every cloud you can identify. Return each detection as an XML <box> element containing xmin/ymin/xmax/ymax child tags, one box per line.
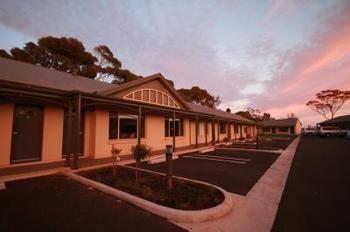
<box><xmin>219</xmin><ymin>98</ymin><xmax>252</xmax><ymax>112</ymax></box>
<box><xmin>255</xmin><ymin>1</ymin><xmax>350</xmax><ymax>125</ymax></box>
<box><xmin>240</xmin><ymin>82</ymin><xmax>267</xmax><ymax>95</ymax></box>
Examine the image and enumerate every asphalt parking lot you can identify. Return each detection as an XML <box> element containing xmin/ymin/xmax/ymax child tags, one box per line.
<box><xmin>0</xmin><ymin>174</ymin><xmax>186</xmax><ymax>232</ymax></box>
<box><xmin>140</xmin><ymin>149</ymin><xmax>280</xmax><ymax>195</ymax></box>
<box><xmin>273</xmin><ymin>136</ymin><xmax>350</xmax><ymax>231</ymax></box>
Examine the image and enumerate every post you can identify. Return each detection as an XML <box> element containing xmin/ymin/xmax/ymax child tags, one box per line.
<box><xmin>228</xmin><ymin>122</ymin><xmax>231</xmax><ymax>139</ymax></box>
<box><xmin>256</xmin><ymin>124</ymin><xmax>260</xmax><ymax>149</ymax></box>
<box><xmin>65</xmin><ymin>99</ymin><xmax>73</xmax><ymax>167</ymax></box>
<box><xmin>195</xmin><ymin>116</ymin><xmax>199</xmax><ymax>148</ymax></box>
<box><xmin>165</xmin><ymin>145</ymin><xmax>173</xmax><ymax>191</ymax></box>
<box><xmin>239</xmin><ymin>123</ymin><xmax>243</xmax><ymax>139</ymax></box>
<box><xmin>138</xmin><ymin>106</ymin><xmax>142</xmax><ymax>147</ymax></box>
<box><xmin>212</xmin><ymin>118</ymin><xmax>216</xmax><ymax>145</ymax></box>
<box><xmin>217</xmin><ymin>121</ymin><xmax>220</xmax><ymax>142</ymax></box>
<box><xmin>205</xmin><ymin>120</ymin><xmax>208</xmax><ymax>145</ymax></box>
<box><xmin>172</xmin><ymin>111</ymin><xmax>176</xmax><ymax>152</ymax></box>
<box><xmin>73</xmin><ymin>93</ymin><xmax>81</xmax><ymax>170</ymax></box>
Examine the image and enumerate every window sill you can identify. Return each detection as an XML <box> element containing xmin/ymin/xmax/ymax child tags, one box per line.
<box><xmin>108</xmin><ymin>138</ymin><xmax>146</xmax><ymax>144</ymax></box>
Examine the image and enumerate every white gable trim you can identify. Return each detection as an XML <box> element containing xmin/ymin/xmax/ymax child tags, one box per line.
<box><xmin>123</xmin><ymin>88</ymin><xmax>180</xmax><ymax>109</ymax></box>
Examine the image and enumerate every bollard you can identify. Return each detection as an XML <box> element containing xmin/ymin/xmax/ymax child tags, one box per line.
<box><xmin>165</xmin><ymin>145</ymin><xmax>173</xmax><ymax>191</ymax></box>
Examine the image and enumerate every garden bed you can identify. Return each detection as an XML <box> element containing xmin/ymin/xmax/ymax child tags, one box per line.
<box><xmin>79</xmin><ymin>166</ymin><xmax>224</xmax><ymax>210</ymax></box>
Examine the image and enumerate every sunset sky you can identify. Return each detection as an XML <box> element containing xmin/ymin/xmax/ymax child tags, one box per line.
<box><xmin>0</xmin><ymin>0</ymin><xmax>349</xmax><ymax>126</ymax></box>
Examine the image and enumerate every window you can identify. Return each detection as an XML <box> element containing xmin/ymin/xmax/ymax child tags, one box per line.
<box><xmin>109</xmin><ymin>113</ymin><xmax>145</xmax><ymax>139</ymax></box>
<box><xmin>279</xmin><ymin>127</ymin><xmax>288</xmax><ymax>132</ymax></box>
<box><xmin>119</xmin><ymin>115</ymin><xmax>137</xmax><ymax>139</ymax></box>
<box><xmin>109</xmin><ymin>112</ymin><xmax>118</xmax><ymax>139</ymax></box>
<box><xmin>165</xmin><ymin>118</ymin><xmax>184</xmax><ymax>137</ymax></box>
<box><xmin>263</xmin><ymin>128</ymin><xmax>270</xmax><ymax>132</ymax></box>
<box><xmin>219</xmin><ymin>122</ymin><xmax>226</xmax><ymax>134</ymax></box>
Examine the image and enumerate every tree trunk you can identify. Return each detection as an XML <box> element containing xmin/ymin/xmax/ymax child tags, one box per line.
<box><xmin>135</xmin><ymin>160</ymin><xmax>140</xmax><ymax>183</ymax></box>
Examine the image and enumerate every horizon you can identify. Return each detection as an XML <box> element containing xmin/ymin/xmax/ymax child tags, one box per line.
<box><xmin>0</xmin><ymin>0</ymin><xmax>349</xmax><ymax>126</ymax></box>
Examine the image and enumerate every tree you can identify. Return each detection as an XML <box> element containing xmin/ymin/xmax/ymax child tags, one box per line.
<box><xmin>0</xmin><ymin>36</ymin><xmax>142</xmax><ymax>83</ymax></box>
<box><xmin>178</xmin><ymin>86</ymin><xmax>221</xmax><ymax>108</ymax></box>
<box><xmin>1</xmin><ymin>37</ymin><xmax>98</xmax><ymax>78</ymax></box>
<box><xmin>306</xmin><ymin>89</ymin><xmax>350</xmax><ymax>120</ymax></box>
<box><xmin>93</xmin><ymin>45</ymin><xmax>143</xmax><ymax>83</ymax></box>
<box><xmin>236</xmin><ymin>107</ymin><xmax>271</xmax><ymax>123</ymax></box>
<box><xmin>226</xmin><ymin>108</ymin><xmax>231</xmax><ymax>113</ymax></box>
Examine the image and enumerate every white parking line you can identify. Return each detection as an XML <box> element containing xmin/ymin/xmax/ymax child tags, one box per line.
<box><xmin>191</xmin><ymin>154</ymin><xmax>251</xmax><ymax>162</ymax></box>
<box><xmin>182</xmin><ymin>155</ymin><xmax>247</xmax><ymax>164</ymax></box>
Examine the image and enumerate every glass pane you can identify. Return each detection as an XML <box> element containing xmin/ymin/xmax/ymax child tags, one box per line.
<box><xmin>119</xmin><ymin>118</ymin><xmax>137</xmax><ymax>139</ymax></box>
<box><xmin>109</xmin><ymin>112</ymin><xmax>118</xmax><ymax>139</ymax></box>
<box><xmin>143</xmin><ymin>90</ymin><xmax>149</xmax><ymax>102</ymax></box>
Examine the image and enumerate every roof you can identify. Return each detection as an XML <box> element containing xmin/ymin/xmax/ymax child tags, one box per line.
<box><xmin>319</xmin><ymin>115</ymin><xmax>350</xmax><ymax>125</ymax></box>
<box><xmin>97</xmin><ymin>73</ymin><xmax>190</xmax><ymax>109</ymax></box>
<box><xmin>189</xmin><ymin>103</ymin><xmax>256</xmax><ymax>124</ymax></box>
<box><xmin>0</xmin><ymin>57</ymin><xmax>112</xmax><ymax>93</ymax></box>
<box><xmin>261</xmin><ymin>118</ymin><xmax>299</xmax><ymax>127</ymax></box>
<box><xmin>0</xmin><ymin>57</ymin><xmax>257</xmax><ymax>125</ymax></box>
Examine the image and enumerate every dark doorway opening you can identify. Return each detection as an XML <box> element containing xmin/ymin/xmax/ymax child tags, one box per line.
<box><xmin>11</xmin><ymin>104</ymin><xmax>44</xmax><ymax>164</ymax></box>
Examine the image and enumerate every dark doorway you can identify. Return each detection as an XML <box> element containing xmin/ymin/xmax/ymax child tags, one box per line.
<box><xmin>11</xmin><ymin>105</ymin><xmax>44</xmax><ymax>164</ymax></box>
<box><xmin>290</xmin><ymin>127</ymin><xmax>295</xmax><ymax>134</ymax></box>
<box><xmin>272</xmin><ymin>128</ymin><xmax>276</xmax><ymax>134</ymax></box>
<box><xmin>62</xmin><ymin>110</ymin><xmax>84</xmax><ymax>157</ymax></box>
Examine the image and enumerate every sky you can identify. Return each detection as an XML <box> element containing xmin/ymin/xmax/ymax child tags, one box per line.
<box><xmin>0</xmin><ymin>0</ymin><xmax>349</xmax><ymax>126</ymax></box>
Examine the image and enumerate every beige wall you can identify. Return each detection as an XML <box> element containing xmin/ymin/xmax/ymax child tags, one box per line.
<box><xmin>0</xmin><ymin>104</ymin><xmax>64</xmax><ymax>166</ymax></box>
<box><xmin>41</xmin><ymin>107</ymin><xmax>64</xmax><ymax>162</ymax></box>
<box><xmin>0</xmin><ymin>103</ymin><xmax>13</xmax><ymax>166</ymax></box>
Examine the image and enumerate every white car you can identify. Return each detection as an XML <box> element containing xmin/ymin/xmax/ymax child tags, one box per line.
<box><xmin>303</xmin><ymin>128</ymin><xmax>317</xmax><ymax>136</ymax></box>
<box><xmin>318</xmin><ymin>126</ymin><xmax>346</xmax><ymax>137</ymax></box>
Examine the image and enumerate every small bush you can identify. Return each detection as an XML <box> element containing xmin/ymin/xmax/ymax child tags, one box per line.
<box><xmin>131</xmin><ymin>144</ymin><xmax>151</xmax><ymax>162</ymax></box>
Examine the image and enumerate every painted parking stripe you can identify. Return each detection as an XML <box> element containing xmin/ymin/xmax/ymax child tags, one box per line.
<box><xmin>182</xmin><ymin>155</ymin><xmax>247</xmax><ymax>164</ymax></box>
<box><xmin>190</xmin><ymin>154</ymin><xmax>251</xmax><ymax>162</ymax></box>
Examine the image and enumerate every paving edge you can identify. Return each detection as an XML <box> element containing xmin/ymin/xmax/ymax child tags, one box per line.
<box><xmin>216</xmin><ymin>146</ymin><xmax>283</xmax><ymax>154</ymax></box>
<box><xmin>60</xmin><ymin>166</ymin><xmax>233</xmax><ymax>223</ymax></box>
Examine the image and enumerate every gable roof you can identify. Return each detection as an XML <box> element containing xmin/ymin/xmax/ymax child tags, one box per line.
<box><xmin>0</xmin><ymin>57</ymin><xmax>112</xmax><ymax>93</ymax></box>
<box><xmin>319</xmin><ymin>115</ymin><xmax>350</xmax><ymax>125</ymax></box>
<box><xmin>189</xmin><ymin>103</ymin><xmax>256</xmax><ymax>124</ymax></box>
<box><xmin>97</xmin><ymin>73</ymin><xmax>190</xmax><ymax>109</ymax></box>
<box><xmin>261</xmin><ymin>118</ymin><xmax>299</xmax><ymax>127</ymax></box>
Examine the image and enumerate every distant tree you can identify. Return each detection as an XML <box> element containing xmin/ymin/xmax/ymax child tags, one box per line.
<box><xmin>226</xmin><ymin>108</ymin><xmax>231</xmax><ymax>113</ymax></box>
<box><xmin>0</xmin><ymin>37</ymin><xmax>98</xmax><ymax>78</ymax></box>
<box><xmin>178</xmin><ymin>86</ymin><xmax>221</xmax><ymax>108</ymax></box>
<box><xmin>262</xmin><ymin>112</ymin><xmax>271</xmax><ymax>120</ymax></box>
<box><xmin>306</xmin><ymin>89</ymin><xmax>350</xmax><ymax>120</ymax></box>
<box><xmin>236</xmin><ymin>107</ymin><xmax>271</xmax><ymax>123</ymax></box>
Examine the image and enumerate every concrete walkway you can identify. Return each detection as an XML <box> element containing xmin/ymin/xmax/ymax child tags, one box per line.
<box><xmin>174</xmin><ymin>137</ymin><xmax>301</xmax><ymax>232</ymax></box>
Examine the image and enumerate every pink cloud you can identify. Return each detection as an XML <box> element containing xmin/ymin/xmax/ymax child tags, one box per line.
<box><xmin>258</xmin><ymin>2</ymin><xmax>350</xmax><ymax>125</ymax></box>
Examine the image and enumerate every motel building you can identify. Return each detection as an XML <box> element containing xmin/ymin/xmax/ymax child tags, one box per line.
<box><xmin>260</xmin><ymin>118</ymin><xmax>302</xmax><ymax>136</ymax></box>
<box><xmin>0</xmin><ymin>57</ymin><xmax>256</xmax><ymax>169</ymax></box>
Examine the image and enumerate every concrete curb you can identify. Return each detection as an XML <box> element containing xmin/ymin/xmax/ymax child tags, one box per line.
<box><xmin>216</xmin><ymin>146</ymin><xmax>283</xmax><ymax>154</ymax></box>
<box><xmin>61</xmin><ymin>166</ymin><xmax>233</xmax><ymax>223</ymax></box>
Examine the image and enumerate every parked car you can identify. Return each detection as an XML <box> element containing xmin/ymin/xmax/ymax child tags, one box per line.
<box><xmin>303</xmin><ymin>128</ymin><xmax>317</xmax><ymax>136</ymax></box>
<box><xmin>318</xmin><ymin>126</ymin><xmax>346</xmax><ymax>137</ymax></box>
<box><xmin>345</xmin><ymin>129</ymin><xmax>350</xmax><ymax>139</ymax></box>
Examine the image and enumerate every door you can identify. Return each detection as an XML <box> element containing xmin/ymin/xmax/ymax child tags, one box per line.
<box><xmin>11</xmin><ymin>105</ymin><xmax>44</xmax><ymax>164</ymax></box>
<box><xmin>272</xmin><ymin>128</ymin><xmax>276</xmax><ymax>134</ymax></box>
<box><xmin>62</xmin><ymin>110</ymin><xmax>84</xmax><ymax>157</ymax></box>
